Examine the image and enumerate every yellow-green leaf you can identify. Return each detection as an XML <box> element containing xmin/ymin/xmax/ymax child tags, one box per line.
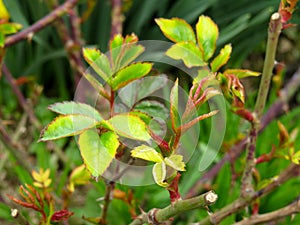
<box><xmin>170</xmin><ymin>79</ymin><xmax>181</xmax><ymax>132</ymax></box>
<box><xmin>78</xmin><ymin>130</ymin><xmax>119</xmax><ymax>178</ymax></box>
<box><xmin>110</xmin><ymin>62</ymin><xmax>152</xmax><ymax>91</ymax></box>
<box><xmin>82</xmin><ymin>48</ymin><xmax>112</xmax><ymax>82</ymax></box>
<box><xmin>155</xmin><ymin>18</ymin><xmax>196</xmax><ymax>43</ymax></box>
<box><xmin>48</xmin><ymin>101</ymin><xmax>102</xmax><ymax>122</ymax></box>
<box><xmin>224</xmin><ymin>69</ymin><xmax>261</xmax><ymax>79</ymax></box>
<box><xmin>166</xmin><ymin>41</ymin><xmax>206</xmax><ymax>68</ymax></box>
<box><xmin>152</xmin><ymin>162</ymin><xmax>168</xmax><ymax>187</ymax></box>
<box><xmin>164</xmin><ymin>154</ymin><xmax>186</xmax><ymax>171</ymax></box>
<box><xmin>0</xmin><ymin>0</ymin><xmax>10</xmax><ymax>21</ymax></box>
<box><xmin>108</xmin><ymin>113</ymin><xmax>151</xmax><ymax>141</ymax></box>
<box><xmin>68</xmin><ymin>165</ymin><xmax>90</xmax><ymax>192</ymax></box>
<box><xmin>131</xmin><ymin>145</ymin><xmax>163</xmax><ymax>163</ymax></box>
<box><xmin>196</xmin><ymin>15</ymin><xmax>219</xmax><ymax>61</ymax></box>
<box><xmin>210</xmin><ymin>44</ymin><xmax>232</xmax><ymax>72</ymax></box>
<box><xmin>39</xmin><ymin>115</ymin><xmax>99</xmax><ymax>141</ymax></box>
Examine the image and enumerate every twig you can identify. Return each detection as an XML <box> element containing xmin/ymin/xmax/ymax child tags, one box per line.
<box><xmin>4</xmin><ymin>0</ymin><xmax>79</xmax><ymax>47</ymax></box>
<box><xmin>0</xmin><ymin>120</ymin><xmax>33</xmax><ymax>171</ymax></box>
<box><xmin>100</xmin><ymin>182</ymin><xmax>115</xmax><ymax>224</ymax></box>
<box><xmin>130</xmin><ymin>191</ymin><xmax>218</xmax><ymax>225</ymax></box>
<box><xmin>233</xmin><ymin>196</ymin><xmax>300</xmax><ymax>225</ymax></box>
<box><xmin>186</xmin><ymin>66</ymin><xmax>300</xmax><ymax>199</ymax></box>
<box><xmin>196</xmin><ymin>164</ymin><xmax>300</xmax><ymax>225</ymax></box>
<box><xmin>241</xmin><ymin>12</ymin><xmax>283</xmax><ymax>199</ymax></box>
<box><xmin>2</xmin><ymin>64</ymin><xmax>41</xmax><ymax>129</ymax></box>
<box><xmin>110</xmin><ymin>0</ymin><xmax>123</xmax><ymax>38</ymax></box>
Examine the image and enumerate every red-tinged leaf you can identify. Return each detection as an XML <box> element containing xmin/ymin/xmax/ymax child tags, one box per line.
<box><xmin>277</xmin><ymin>121</ymin><xmax>289</xmax><ymax>146</ymax></box>
<box><xmin>210</xmin><ymin>44</ymin><xmax>232</xmax><ymax>72</ymax></box>
<box><xmin>166</xmin><ymin>41</ymin><xmax>206</xmax><ymax>68</ymax></box>
<box><xmin>110</xmin><ymin>62</ymin><xmax>152</xmax><ymax>91</ymax></box>
<box><xmin>39</xmin><ymin>115</ymin><xmax>99</xmax><ymax>141</ymax></box>
<box><xmin>51</xmin><ymin>209</ymin><xmax>74</xmax><ymax>222</ymax></box>
<box><xmin>170</xmin><ymin>79</ymin><xmax>181</xmax><ymax>132</ymax></box>
<box><xmin>155</xmin><ymin>18</ymin><xmax>196</xmax><ymax>43</ymax></box>
<box><xmin>180</xmin><ymin>110</ymin><xmax>218</xmax><ymax>133</ymax></box>
<box><xmin>7</xmin><ymin>195</ymin><xmax>36</xmax><ymax>209</ymax></box>
<box><xmin>196</xmin><ymin>15</ymin><xmax>219</xmax><ymax>61</ymax></box>
<box><xmin>224</xmin><ymin>69</ymin><xmax>261</xmax><ymax>79</ymax></box>
<box><xmin>82</xmin><ymin>48</ymin><xmax>112</xmax><ymax>82</ymax></box>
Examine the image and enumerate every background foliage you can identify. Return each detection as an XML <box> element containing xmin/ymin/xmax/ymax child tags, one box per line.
<box><xmin>0</xmin><ymin>0</ymin><xmax>300</xmax><ymax>224</ymax></box>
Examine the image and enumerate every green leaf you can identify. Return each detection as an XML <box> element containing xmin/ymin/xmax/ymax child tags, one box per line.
<box><xmin>170</xmin><ymin>79</ymin><xmax>181</xmax><ymax>132</ymax></box>
<box><xmin>155</xmin><ymin>18</ymin><xmax>196</xmax><ymax>43</ymax></box>
<box><xmin>78</xmin><ymin>130</ymin><xmax>119</xmax><ymax>178</ymax></box>
<box><xmin>166</xmin><ymin>42</ymin><xmax>206</xmax><ymax>68</ymax></box>
<box><xmin>134</xmin><ymin>100</ymin><xmax>168</xmax><ymax>120</ymax></box>
<box><xmin>211</xmin><ymin>44</ymin><xmax>232</xmax><ymax>72</ymax></box>
<box><xmin>164</xmin><ymin>155</ymin><xmax>186</xmax><ymax>171</ymax></box>
<box><xmin>292</xmin><ymin>150</ymin><xmax>300</xmax><ymax>165</ymax></box>
<box><xmin>39</xmin><ymin>115</ymin><xmax>99</xmax><ymax>141</ymax></box>
<box><xmin>224</xmin><ymin>69</ymin><xmax>261</xmax><ymax>79</ymax></box>
<box><xmin>108</xmin><ymin>113</ymin><xmax>151</xmax><ymax>141</ymax></box>
<box><xmin>131</xmin><ymin>145</ymin><xmax>163</xmax><ymax>163</ymax></box>
<box><xmin>83</xmin><ymin>72</ymin><xmax>110</xmax><ymax>99</ymax></box>
<box><xmin>110</xmin><ymin>34</ymin><xmax>124</xmax><ymax>65</ymax></box>
<box><xmin>152</xmin><ymin>162</ymin><xmax>168</xmax><ymax>187</ymax></box>
<box><xmin>48</xmin><ymin>101</ymin><xmax>102</xmax><ymax>121</ymax></box>
<box><xmin>0</xmin><ymin>23</ymin><xmax>22</xmax><ymax>34</ymax></box>
<box><xmin>119</xmin><ymin>45</ymin><xmax>145</xmax><ymax>70</ymax></box>
<box><xmin>196</xmin><ymin>15</ymin><xmax>219</xmax><ymax>61</ymax></box>
<box><xmin>110</xmin><ymin>62</ymin><xmax>152</xmax><ymax>91</ymax></box>
<box><xmin>82</xmin><ymin>48</ymin><xmax>112</xmax><ymax>82</ymax></box>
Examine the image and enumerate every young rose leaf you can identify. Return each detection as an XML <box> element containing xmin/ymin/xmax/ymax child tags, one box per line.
<box><xmin>166</xmin><ymin>42</ymin><xmax>206</xmax><ymax>68</ymax></box>
<box><xmin>39</xmin><ymin>115</ymin><xmax>99</xmax><ymax>141</ymax></box>
<box><xmin>210</xmin><ymin>44</ymin><xmax>232</xmax><ymax>72</ymax></box>
<box><xmin>131</xmin><ymin>145</ymin><xmax>163</xmax><ymax>163</ymax></box>
<box><xmin>0</xmin><ymin>0</ymin><xmax>10</xmax><ymax>21</ymax></box>
<box><xmin>110</xmin><ymin>34</ymin><xmax>145</xmax><ymax>71</ymax></box>
<box><xmin>48</xmin><ymin>101</ymin><xmax>102</xmax><ymax>122</ymax></box>
<box><xmin>196</xmin><ymin>15</ymin><xmax>219</xmax><ymax>61</ymax></box>
<box><xmin>155</xmin><ymin>18</ymin><xmax>196</xmax><ymax>43</ymax></box>
<box><xmin>110</xmin><ymin>62</ymin><xmax>152</xmax><ymax>91</ymax></box>
<box><xmin>78</xmin><ymin>130</ymin><xmax>119</xmax><ymax>178</ymax></box>
<box><xmin>180</xmin><ymin>110</ymin><xmax>219</xmax><ymax>133</ymax></box>
<box><xmin>292</xmin><ymin>150</ymin><xmax>300</xmax><ymax>165</ymax></box>
<box><xmin>170</xmin><ymin>79</ymin><xmax>181</xmax><ymax>132</ymax></box>
<box><xmin>83</xmin><ymin>73</ymin><xmax>110</xmax><ymax>99</ymax></box>
<box><xmin>152</xmin><ymin>162</ymin><xmax>168</xmax><ymax>187</ymax></box>
<box><xmin>224</xmin><ymin>69</ymin><xmax>261</xmax><ymax>79</ymax></box>
<box><xmin>108</xmin><ymin>113</ymin><xmax>151</xmax><ymax>141</ymax></box>
<box><xmin>164</xmin><ymin>155</ymin><xmax>186</xmax><ymax>171</ymax></box>
<box><xmin>68</xmin><ymin>165</ymin><xmax>90</xmax><ymax>192</ymax></box>
<box><xmin>82</xmin><ymin>48</ymin><xmax>112</xmax><ymax>82</ymax></box>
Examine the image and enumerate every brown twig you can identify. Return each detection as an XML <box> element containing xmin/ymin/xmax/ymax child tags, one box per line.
<box><xmin>4</xmin><ymin>0</ymin><xmax>79</xmax><ymax>47</ymax></box>
<box><xmin>100</xmin><ymin>182</ymin><xmax>115</xmax><ymax>224</ymax></box>
<box><xmin>2</xmin><ymin>64</ymin><xmax>41</xmax><ymax>129</ymax></box>
<box><xmin>185</xmin><ymin>66</ymin><xmax>300</xmax><ymax>199</ymax></box>
<box><xmin>233</xmin><ymin>196</ymin><xmax>300</xmax><ymax>225</ymax></box>
<box><xmin>110</xmin><ymin>0</ymin><xmax>123</xmax><ymax>38</ymax></box>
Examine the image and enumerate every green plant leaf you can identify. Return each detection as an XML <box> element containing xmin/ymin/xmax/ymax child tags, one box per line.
<box><xmin>164</xmin><ymin>154</ymin><xmax>186</xmax><ymax>171</ymax></box>
<box><xmin>39</xmin><ymin>115</ymin><xmax>99</xmax><ymax>141</ymax></box>
<box><xmin>82</xmin><ymin>48</ymin><xmax>112</xmax><ymax>82</ymax></box>
<box><xmin>196</xmin><ymin>15</ymin><xmax>219</xmax><ymax>61</ymax></box>
<box><xmin>224</xmin><ymin>69</ymin><xmax>261</xmax><ymax>79</ymax></box>
<box><xmin>48</xmin><ymin>101</ymin><xmax>102</xmax><ymax>122</ymax></box>
<box><xmin>108</xmin><ymin>113</ymin><xmax>151</xmax><ymax>141</ymax></box>
<box><xmin>131</xmin><ymin>145</ymin><xmax>163</xmax><ymax>163</ymax></box>
<box><xmin>110</xmin><ymin>62</ymin><xmax>152</xmax><ymax>91</ymax></box>
<box><xmin>166</xmin><ymin>41</ymin><xmax>206</xmax><ymax>68</ymax></box>
<box><xmin>170</xmin><ymin>79</ymin><xmax>181</xmax><ymax>132</ymax></box>
<box><xmin>211</xmin><ymin>44</ymin><xmax>232</xmax><ymax>72</ymax></box>
<box><xmin>78</xmin><ymin>130</ymin><xmax>119</xmax><ymax>178</ymax></box>
<box><xmin>134</xmin><ymin>100</ymin><xmax>168</xmax><ymax>120</ymax></box>
<box><xmin>0</xmin><ymin>23</ymin><xmax>22</xmax><ymax>34</ymax></box>
<box><xmin>292</xmin><ymin>150</ymin><xmax>300</xmax><ymax>165</ymax></box>
<box><xmin>83</xmin><ymin>73</ymin><xmax>110</xmax><ymax>99</ymax></box>
<box><xmin>155</xmin><ymin>18</ymin><xmax>196</xmax><ymax>43</ymax></box>
<box><xmin>152</xmin><ymin>162</ymin><xmax>168</xmax><ymax>187</ymax></box>
<box><xmin>119</xmin><ymin>45</ymin><xmax>145</xmax><ymax>70</ymax></box>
